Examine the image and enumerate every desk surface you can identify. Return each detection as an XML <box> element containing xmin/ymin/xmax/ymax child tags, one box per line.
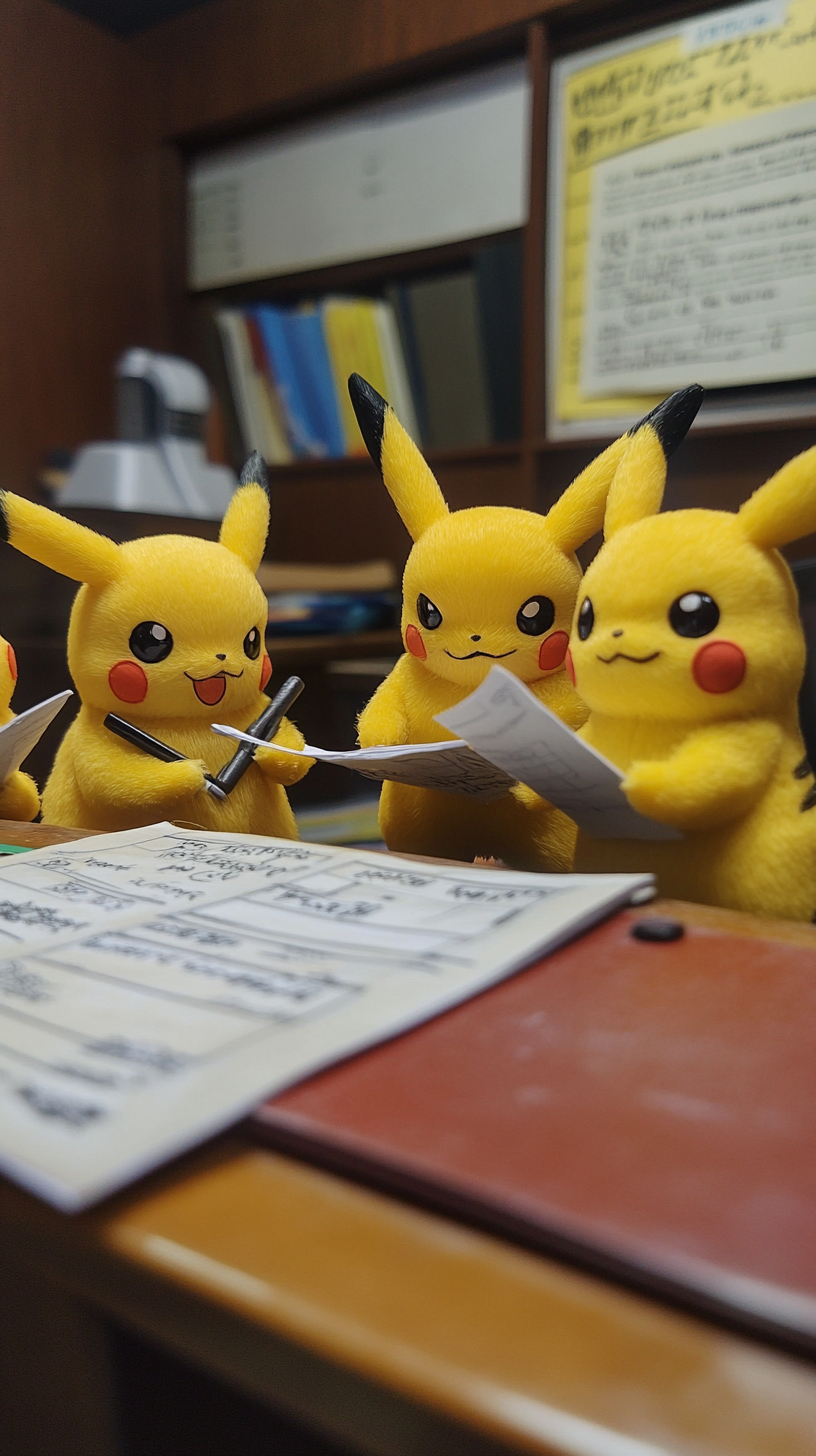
<box><xmin>1</xmin><ymin>819</ymin><xmax>816</xmax><ymax>1456</ymax></box>
<box><xmin>260</xmin><ymin>892</ymin><xmax>816</xmax><ymax>1355</ymax></box>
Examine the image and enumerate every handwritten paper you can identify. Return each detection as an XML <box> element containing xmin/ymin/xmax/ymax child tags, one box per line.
<box><xmin>0</xmin><ymin>823</ymin><xmax>651</xmax><ymax>1209</ymax></box>
<box><xmin>582</xmin><ymin>101</ymin><xmax>816</xmax><ymax>395</ymax></box>
<box><xmin>211</xmin><ymin>724</ymin><xmax>516</xmax><ymax>801</ymax></box>
<box><xmin>547</xmin><ymin>0</ymin><xmax>816</xmax><ymax>430</ymax></box>
<box><xmin>436</xmin><ymin>666</ymin><xmax>681</xmax><ymax>841</ymax></box>
<box><xmin>0</xmin><ymin>692</ymin><xmax>72</xmax><ymax>782</ymax></box>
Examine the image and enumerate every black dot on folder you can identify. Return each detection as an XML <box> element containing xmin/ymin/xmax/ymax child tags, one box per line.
<box><xmin>630</xmin><ymin>916</ymin><xmax>685</xmax><ymax>944</ymax></box>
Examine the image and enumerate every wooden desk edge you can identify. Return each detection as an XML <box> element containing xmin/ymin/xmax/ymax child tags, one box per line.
<box><xmin>2</xmin><ymin>821</ymin><xmax>816</xmax><ymax>1456</ymax></box>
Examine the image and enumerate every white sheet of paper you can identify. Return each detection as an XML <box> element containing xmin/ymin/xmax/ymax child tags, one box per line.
<box><xmin>211</xmin><ymin>724</ymin><xmax>516</xmax><ymax>801</ymax></box>
<box><xmin>581</xmin><ymin>100</ymin><xmax>816</xmax><ymax>396</ymax></box>
<box><xmin>0</xmin><ymin>691</ymin><xmax>72</xmax><ymax>782</ymax></box>
<box><xmin>0</xmin><ymin>823</ymin><xmax>651</xmax><ymax>1210</ymax></box>
<box><xmin>436</xmin><ymin>667</ymin><xmax>681</xmax><ymax>841</ymax></box>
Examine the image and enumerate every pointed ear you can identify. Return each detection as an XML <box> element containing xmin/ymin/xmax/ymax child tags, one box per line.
<box><xmin>349</xmin><ymin>374</ymin><xmax>448</xmax><ymax>542</ymax></box>
<box><xmin>0</xmin><ymin>492</ymin><xmax>121</xmax><ymax>584</ymax></box>
<box><xmin>604</xmin><ymin>386</ymin><xmax>703</xmax><ymax>539</ymax></box>
<box><xmin>737</xmin><ymin>445</ymin><xmax>816</xmax><ymax>550</ymax></box>
<box><xmin>546</xmin><ymin>434</ymin><xmax>629</xmax><ymax>553</ymax></box>
<box><xmin>219</xmin><ymin>452</ymin><xmax>270</xmax><ymax>573</ymax></box>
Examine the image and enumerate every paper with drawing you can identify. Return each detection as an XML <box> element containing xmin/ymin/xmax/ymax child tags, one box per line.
<box><xmin>211</xmin><ymin>724</ymin><xmax>516</xmax><ymax>801</ymax></box>
<box><xmin>0</xmin><ymin>692</ymin><xmax>72</xmax><ymax>783</ymax></box>
<box><xmin>436</xmin><ymin>667</ymin><xmax>681</xmax><ymax>841</ymax></box>
<box><xmin>0</xmin><ymin>824</ymin><xmax>651</xmax><ymax>1210</ymax></box>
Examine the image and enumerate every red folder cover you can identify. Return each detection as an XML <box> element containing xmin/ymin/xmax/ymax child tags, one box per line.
<box><xmin>255</xmin><ymin>903</ymin><xmax>816</xmax><ymax>1354</ymax></box>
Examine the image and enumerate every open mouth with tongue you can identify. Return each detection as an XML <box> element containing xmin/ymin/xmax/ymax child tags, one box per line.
<box><xmin>185</xmin><ymin>670</ymin><xmax>243</xmax><ymax>705</ymax></box>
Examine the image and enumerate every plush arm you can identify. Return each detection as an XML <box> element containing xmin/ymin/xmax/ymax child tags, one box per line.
<box><xmin>623</xmin><ymin>719</ymin><xmax>783</xmax><ymax>832</ymax></box>
<box><xmin>254</xmin><ymin>715</ymin><xmax>313</xmax><ymax>786</ymax></box>
<box><xmin>75</xmin><ymin>735</ymin><xmax>207</xmax><ymax>812</ymax></box>
<box><xmin>0</xmin><ymin>770</ymin><xmax>40</xmax><ymax>822</ymax></box>
<box><xmin>357</xmin><ymin>667</ymin><xmax>411</xmax><ymax>747</ymax></box>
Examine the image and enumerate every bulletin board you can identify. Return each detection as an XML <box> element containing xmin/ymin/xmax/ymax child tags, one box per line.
<box><xmin>547</xmin><ymin>0</ymin><xmax>816</xmax><ymax>437</ymax></box>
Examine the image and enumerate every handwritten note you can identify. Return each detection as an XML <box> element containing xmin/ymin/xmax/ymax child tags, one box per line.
<box><xmin>582</xmin><ymin>101</ymin><xmax>816</xmax><ymax>395</ymax></box>
<box><xmin>0</xmin><ymin>692</ymin><xmax>72</xmax><ymax>783</ymax></box>
<box><xmin>0</xmin><ymin>823</ymin><xmax>651</xmax><ymax>1209</ymax></box>
<box><xmin>548</xmin><ymin>0</ymin><xmax>816</xmax><ymax>427</ymax></box>
<box><xmin>436</xmin><ymin>667</ymin><xmax>681</xmax><ymax>841</ymax></box>
<box><xmin>211</xmin><ymin>725</ymin><xmax>516</xmax><ymax>801</ymax></box>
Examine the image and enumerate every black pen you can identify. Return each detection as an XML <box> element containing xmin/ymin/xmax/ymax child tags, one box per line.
<box><xmin>212</xmin><ymin>675</ymin><xmax>305</xmax><ymax>795</ymax></box>
<box><xmin>103</xmin><ymin>715</ymin><xmax>228</xmax><ymax>800</ymax></box>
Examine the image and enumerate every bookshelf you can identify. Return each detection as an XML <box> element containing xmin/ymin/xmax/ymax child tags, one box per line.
<box><xmin>269</xmin><ymin>629</ymin><xmax>402</xmax><ymax>669</ymax></box>
<box><xmin>1</xmin><ymin>0</ymin><xmax>814</xmax><ymax>775</ymax></box>
<box><xmin>147</xmin><ymin>0</ymin><xmax>816</xmax><ymax>575</ymax></box>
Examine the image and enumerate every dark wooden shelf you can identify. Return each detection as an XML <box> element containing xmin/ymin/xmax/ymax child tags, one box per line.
<box><xmin>266</xmin><ymin>628</ymin><xmax>402</xmax><ymax>666</ymax></box>
<box><xmin>263</xmin><ymin>440</ymin><xmax>523</xmax><ymax>484</ymax></box>
<box><xmin>262</xmin><ymin>413</ymin><xmax>816</xmax><ymax>484</ymax></box>
<box><xmin>538</xmin><ymin>411</ymin><xmax>816</xmax><ymax>453</ymax></box>
<box><xmin>191</xmin><ymin>229</ymin><xmax>524</xmax><ymax>306</ymax></box>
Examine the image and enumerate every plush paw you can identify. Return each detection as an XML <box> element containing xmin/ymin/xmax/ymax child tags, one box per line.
<box><xmin>167</xmin><ymin>758</ymin><xmax>209</xmax><ymax>798</ymax></box>
<box><xmin>621</xmin><ymin>760</ymin><xmax>678</xmax><ymax>824</ymax></box>
<box><xmin>510</xmin><ymin>781</ymin><xmax>548</xmax><ymax>810</ymax></box>
<box><xmin>254</xmin><ymin>744</ymin><xmax>314</xmax><ymax>785</ymax></box>
<box><xmin>0</xmin><ymin>770</ymin><xmax>40</xmax><ymax>823</ymax></box>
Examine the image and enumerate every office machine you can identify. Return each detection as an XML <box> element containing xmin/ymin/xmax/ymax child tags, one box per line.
<box><xmin>61</xmin><ymin>349</ymin><xmax>237</xmax><ymax>519</ymax></box>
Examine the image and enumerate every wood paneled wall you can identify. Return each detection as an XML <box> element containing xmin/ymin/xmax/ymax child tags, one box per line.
<box><xmin>0</xmin><ymin>0</ymin><xmax>173</xmax><ymax>494</ymax></box>
<box><xmin>135</xmin><ymin>0</ymin><xmax>546</xmax><ymax>141</ymax></box>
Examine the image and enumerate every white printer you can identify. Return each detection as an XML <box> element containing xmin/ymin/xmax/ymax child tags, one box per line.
<box><xmin>61</xmin><ymin>349</ymin><xmax>237</xmax><ymax>519</ymax></box>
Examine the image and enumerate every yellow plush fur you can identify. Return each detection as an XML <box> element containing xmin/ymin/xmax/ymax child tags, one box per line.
<box><xmin>0</xmin><ymin>458</ymin><xmax>310</xmax><ymax>834</ymax></box>
<box><xmin>350</xmin><ymin>374</ymin><xmax>629</xmax><ymax>870</ymax></box>
<box><xmin>0</xmin><ymin>635</ymin><xmax>40</xmax><ymax>822</ymax></box>
<box><xmin>570</xmin><ymin>419</ymin><xmax>816</xmax><ymax>921</ymax></box>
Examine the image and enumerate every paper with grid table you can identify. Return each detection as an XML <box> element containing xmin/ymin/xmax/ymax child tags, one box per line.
<box><xmin>0</xmin><ymin>823</ymin><xmax>650</xmax><ymax>1210</ymax></box>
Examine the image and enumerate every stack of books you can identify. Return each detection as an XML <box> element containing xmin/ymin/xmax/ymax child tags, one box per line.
<box><xmin>257</xmin><ymin>558</ymin><xmax>399</xmax><ymax>638</ymax></box>
<box><xmin>211</xmin><ymin>236</ymin><xmax>522</xmax><ymax>462</ymax></box>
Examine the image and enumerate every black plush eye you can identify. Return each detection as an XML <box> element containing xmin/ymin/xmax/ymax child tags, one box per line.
<box><xmin>243</xmin><ymin>626</ymin><xmax>262</xmax><ymax>660</ymax></box>
<box><xmin>129</xmin><ymin>621</ymin><xmax>173</xmax><ymax>663</ymax></box>
<box><xmin>669</xmin><ymin>592</ymin><xmax>720</xmax><ymax>638</ymax></box>
<box><xmin>577</xmin><ymin>598</ymin><xmax>594</xmax><ymax>641</ymax></box>
<box><xmin>417</xmin><ymin>594</ymin><xmax>442</xmax><ymax>630</ymax></box>
<box><xmin>516</xmin><ymin>596</ymin><xmax>555</xmax><ymax>636</ymax></box>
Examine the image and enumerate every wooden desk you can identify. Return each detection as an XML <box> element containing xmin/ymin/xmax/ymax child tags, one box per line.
<box><xmin>1</xmin><ymin>821</ymin><xmax>816</xmax><ymax>1456</ymax></box>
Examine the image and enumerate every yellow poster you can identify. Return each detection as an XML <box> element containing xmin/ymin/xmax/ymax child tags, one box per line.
<box><xmin>550</xmin><ymin>0</ymin><xmax>816</xmax><ymax>428</ymax></box>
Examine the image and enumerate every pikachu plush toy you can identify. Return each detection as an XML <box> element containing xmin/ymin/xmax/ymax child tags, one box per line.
<box><xmin>569</xmin><ymin>389</ymin><xmax>816</xmax><ymax>921</ymax></box>
<box><xmin>349</xmin><ymin>373</ymin><xmax>690</xmax><ymax>871</ymax></box>
<box><xmin>0</xmin><ymin>455</ymin><xmax>310</xmax><ymax>835</ymax></box>
<box><xmin>0</xmin><ymin>633</ymin><xmax>41</xmax><ymax>822</ymax></box>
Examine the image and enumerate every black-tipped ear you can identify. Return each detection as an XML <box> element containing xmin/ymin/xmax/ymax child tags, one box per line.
<box><xmin>239</xmin><ymin>450</ymin><xmax>269</xmax><ymax>495</ymax></box>
<box><xmin>629</xmin><ymin>385</ymin><xmax>704</xmax><ymax>458</ymax></box>
<box><xmin>348</xmin><ymin>374</ymin><xmax>387</xmax><ymax>468</ymax></box>
<box><xmin>0</xmin><ymin>494</ymin><xmax>9</xmax><ymax>545</ymax></box>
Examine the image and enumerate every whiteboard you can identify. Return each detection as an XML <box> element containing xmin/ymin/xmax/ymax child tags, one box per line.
<box><xmin>188</xmin><ymin>60</ymin><xmax>531</xmax><ymax>290</ymax></box>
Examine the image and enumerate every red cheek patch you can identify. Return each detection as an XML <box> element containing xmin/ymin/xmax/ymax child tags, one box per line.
<box><xmin>565</xmin><ymin>647</ymin><xmax>576</xmax><ymax>687</ymax></box>
<box><xmin>693</xmin><ymin>640</ymin><xmax>746</xmax><ymax>694</ymax></box>
<box><xmin>109</xmin><ymin>660</ymin><xmax>148</xmax><ymax>704</ymax></box>
<box><xmin>260</xmin><ymin>654</ymin><xmax>272</xmax><ymax>691</ymax></box>
<box><xmin>405</xmin><ymin>624</ymin><xmax>427</xmax><ymax>660</ymax></box>
<box><xmin>6</xmin><ymin>643</ymin><xmax>17</xmax><ymax>683</ymax></box>
<box><xmin>538</xmin><ymin>631</ymin><xmax>570</xmax><ymax>672</ymax></box>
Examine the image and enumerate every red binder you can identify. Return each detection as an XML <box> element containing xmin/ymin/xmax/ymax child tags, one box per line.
<box><xmin>255</xmin><ymin>903</ymin><xmax>816</xmax><ymax>1354</ymax></box>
